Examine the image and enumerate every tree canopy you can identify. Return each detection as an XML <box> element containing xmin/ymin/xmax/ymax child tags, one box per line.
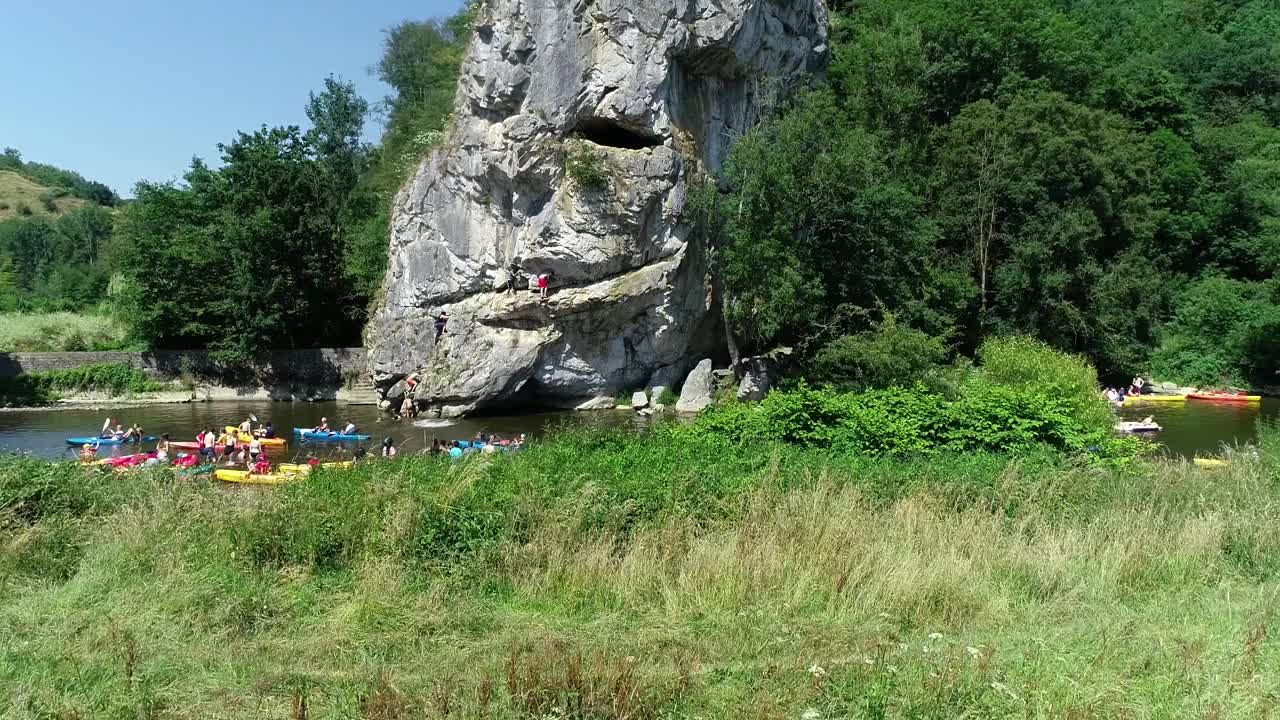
<box><xmin>713</xmin><ymin>0</ymin><xmax>1280</xmax><ymax>389</ymax></box>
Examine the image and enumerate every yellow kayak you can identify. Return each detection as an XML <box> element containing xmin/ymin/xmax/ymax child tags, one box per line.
<box><xmin>1193</xmin><ymin>458</ymin><xmax>1228</xmax><ymax>468</ymax></box>
<box><xmin>276</xmin><ymin>461</ymin><xmax>354</xmax><ymax>475</ymax></box>
<box><xmin>1127</xmin><ymin>394</ymin><xmax>1186</xmax><ymax>402</ymax></box>
<box><xmin>223</xmin><ymin>426</ymin><xmax>286</xmax><ymax>449</ymax></box>
<box><xmin>214</xmin><ymin>468</ymin><xmax>299</xmax><ymax>485</ymax></box>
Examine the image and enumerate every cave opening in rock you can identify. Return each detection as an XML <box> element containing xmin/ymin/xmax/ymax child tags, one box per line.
<box><xmin>575</xmin><ymin>118</ymin><xmax>663</xmax><ymax>150</ymax></box>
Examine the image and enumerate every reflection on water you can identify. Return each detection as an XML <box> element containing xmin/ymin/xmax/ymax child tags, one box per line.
<box><xmin>1118</xmin><ymin>397</ymin><xmax>1278</xmax><ymax>458</ymax></box>
<box><xmin>0</xmin><ymin>396</ymin><xmax>1273</xmax><ymax>461</ymax></box>
<box><xmin>0</xmin><ymin>401</ymin><xmax>647</xmax><ymax>461</ymax></box>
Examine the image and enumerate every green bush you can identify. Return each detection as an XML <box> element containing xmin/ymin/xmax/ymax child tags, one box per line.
<box><xmin>808</xmin><ymin>314</ymin><xmax>948</xmax><ymax>391</ymax></box>
<box><xmin>686</xmin><ymin>338</ymin><xmax>1118</xmax><ymax>457</ymax></box>
<box><xmin>0</xmin><ymin>363</ymin><xmax>164</xmax><ymax>406</ymax></box>
<box><xmin>975</xmin><ymin>336</ymin><xmax>1114</xmax><ymax>437</ymax></box>
<box><xmin>565</xmin><ymin>141</ymin><xmax>610</xmax><ymax>192</ymax></box>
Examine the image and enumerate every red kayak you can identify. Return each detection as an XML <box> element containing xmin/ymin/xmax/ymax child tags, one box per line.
<box><xmin>170</xmin><ymin>441</ymin><xmax>202</xmax><ymax>451</ymax></box>
<box><xmin>1187</xmin><ymin>392</ymin><xmax>1261</xmax><ymax>402</ymax></box>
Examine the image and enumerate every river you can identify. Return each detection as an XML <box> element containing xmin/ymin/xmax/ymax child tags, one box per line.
<box><xmin>0</xmin><ymin>401</ymin><xmax>647</xmax><ymax>461</ymax></box>
<box><xmin>0</xmin><ymin>396</ymin><xmax>1273</xmax><ymax>462</ymax></box>
<box><xmin>1116</xmin><ymin>396</ymin><xmax>1278</xmax><ymax>457</ymax></box>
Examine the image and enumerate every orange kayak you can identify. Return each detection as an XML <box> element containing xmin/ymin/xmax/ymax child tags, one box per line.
<box><xmin>1187</xmin><ymin>393</ymin><xmax>1261</xmax><ymax>402</ymax></box>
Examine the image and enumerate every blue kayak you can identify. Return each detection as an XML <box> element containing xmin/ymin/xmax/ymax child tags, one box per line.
<box><xmin>65</xmin><ymin>436</ymin><xmax>157</xmax><ymax>446</ymax></box>
<box><xmin>293</xmin><ymin>428</ymin><xmax>372</xmax><ymax>442</ymax></box>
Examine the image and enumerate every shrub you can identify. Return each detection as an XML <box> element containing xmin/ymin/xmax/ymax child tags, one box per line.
<box><xmin>38</xmin><ymin>190</ymin><xmax>58</xmax><ymax>213</ymax></box>
<box><xmin>565</xmin><ymin>141</ymin><xmax>610</xmax><ymax>192</ymax></box>
<box><xmin>0</xmin><ymin>363</ymin><xmax>164</xmax><ymax>406</ymax></box>
<box><xmin>16</xmin><ymin>202</ymin><xmax>32</xmax><ymax>216</ymax></box>
<box><xmin>808</xmin><ymin>314</ymin><xmax>948</xmax><ymax>391</ymax></box>
<box><xmin>975</xmin><ymin>336</ymin><xmax>1113</xmax><ymax>436</ymax></box>
<box><xmin>686</xmin><ymin>340</ymin><xmax>1118</xmax><ymax>457</ymax></box>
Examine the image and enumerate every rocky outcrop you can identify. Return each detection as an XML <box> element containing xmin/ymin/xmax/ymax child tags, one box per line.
<box><xmin>675</xmin><ymin>358</ymin><xmax>714</xmax><ymax>413</ymax></box>
<box><xmin>366</xmin><ymin>0</ymin><xmax>829</xmax><ymax>416</ymax></box>
<box><xmin>736</xmin><ymin>356</ymin><xmax>776</xmax><ymax>402</ymax></box>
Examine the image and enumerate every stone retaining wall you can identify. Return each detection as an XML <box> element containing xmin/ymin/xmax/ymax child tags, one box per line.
<box><xmin>0</xmin><ymin>348</ymin><xmax>367</xmax><ymax>386</ymax></box>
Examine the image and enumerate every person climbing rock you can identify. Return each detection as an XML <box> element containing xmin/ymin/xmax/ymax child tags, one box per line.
<box><xmin>434</xmin><ymin>312</ymin><xmax>449</xmax><ymax>340</ymax></box>
<box><xmin>538</xmin><ymin>272</ymin><xmax>550</xmax><ymax>300</ymax></box>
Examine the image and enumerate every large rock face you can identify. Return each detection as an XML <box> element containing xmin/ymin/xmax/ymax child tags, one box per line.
<box><xmin>367</xmin><ymin>0</ymin><xmax>829</xmax><ymax>416</ymax></box>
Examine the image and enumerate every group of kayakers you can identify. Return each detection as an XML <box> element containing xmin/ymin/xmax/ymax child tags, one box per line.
<box><xmin>425</xmin><ymin>432</ymin><xmax>527</xmax><ymax>458</ymax></box>
<box><xmin>76</xmin><ymin>412</ymin><xmax>532</xmax><ymax>475</ymax></box>
<box><xmin>1103</xmin><ymin>376</ymin><xmax>1150</xmax><ymax>402</ymax></box>
<box><xmin>99</xmin><ymin>423</ymin><xmax>145</xmax><ymax>441</ymax></box>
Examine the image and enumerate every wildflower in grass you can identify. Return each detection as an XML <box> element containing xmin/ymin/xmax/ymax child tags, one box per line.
<box><xmin>928</xmin><ymin>632</ymin><xmax>943</xmax><ymax>641</ymax></box>
<box><xmin>801</xmin><ymin>709</ymin><xmax>821</xmax><ymax>720</ymax></box>
<box><xmin>863</xmin><ymin>657</ymin><xmax>874</xmax><ymax>665</ymax></box>
<box><xmin>808</xmin><ymin>663</ymin><xmax>826</xmax><ymax>678</ymax></box>
<box><xmin>967</xmin><ymin>646</ymin><xmax>982</xmax><ymax>659</ymax></box>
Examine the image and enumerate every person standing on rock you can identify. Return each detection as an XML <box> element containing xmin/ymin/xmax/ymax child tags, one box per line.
<box><xmin>537</xmin><ymin>273</ymin><xmax>549</xmax><ymax>301</ymax></box>
<box><xmin>507</xmin><ymin>262</ymin><xmax>522</xmax><ymax>294</ymax></box>
<box><xmin>434</xmin><ymin>312</ymin><xmax>449</xmax><ymax>340</ymax></box>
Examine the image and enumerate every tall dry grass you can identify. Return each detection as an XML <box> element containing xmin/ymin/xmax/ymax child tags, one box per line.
<box><xmin>1</xmin><ymin>429</ymin><xmax>1278</xmax><ymax>718</ymax></box>
<box><xmin>0</xmin><ymin>311</ymin><xmax>132</xmax><ymax>352</ymax></box>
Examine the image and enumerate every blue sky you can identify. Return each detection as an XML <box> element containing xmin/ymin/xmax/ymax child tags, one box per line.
<box><xmin>0</xmin><ymin>0</ymin><xmax>465</xmax><ymax>196</ymax></box>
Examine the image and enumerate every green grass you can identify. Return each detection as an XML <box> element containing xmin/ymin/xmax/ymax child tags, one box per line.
<box><xmin>0</xmin><ymin>171</ymin><xmax>85</xmax><ymax>220</ymax></box>
<box><xmin>1</xmin><ymin>425</ymin><xmax>1278</xmax><ymax>718</ymax></box>
<box><xmin>0</xmin><ymin>311</ymin><xmax>134</xmax><ymax>352</ymax></box>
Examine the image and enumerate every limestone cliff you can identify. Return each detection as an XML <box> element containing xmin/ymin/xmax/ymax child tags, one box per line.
<box><xmin>367</xmin><ymin>0</ymin><xmax>829</xmax><ymax>416</ymax></box>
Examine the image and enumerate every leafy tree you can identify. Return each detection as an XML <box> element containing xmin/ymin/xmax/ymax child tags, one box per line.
<box><xmin>306</xmin><ymin>75</ymin><xmax>370</xmax><ymax>202</ymax></box>
<box><xmin>716</xmin><ymin>89</ymin><xmax>941</xmax><ymax>355</ymax></box>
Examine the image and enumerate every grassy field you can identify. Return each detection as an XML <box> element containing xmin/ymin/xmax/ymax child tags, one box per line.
<box><xmin>0</xmin><ymin>171</ymin><xmax>85</xmax><ymax>219</ymax></box>
<box><xmin>0</xmin><ymin>312</ymin><xmax>133</xmax><ymax>352</ymax></box>
<box><xmin>1</xmin><ymin>425</ymin><xmax>1277</xmax><ymax>719</ymax></box>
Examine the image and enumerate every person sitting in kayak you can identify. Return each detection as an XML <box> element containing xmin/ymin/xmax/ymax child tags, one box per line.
<box><xmin>258</xmin><ymin>421</ymin><xmax>276</xmax><ymax>439</ymax></box>
<box><xmin>312</xmin><ymin>417</ymin><xmax>330</xmax><ymax>433</ymax></box>
<box><xmin>342</xmin><ymin>420</ymin><xmax>358</xmax><ymax>435</ymax></box>
<box><xmin>104</xmin><ymin>424</ymin><xmax>125</xmax><ymax>440</ymax></box>
<box><xmin>123</xmin><ymin>424</ymin><xmax>142</xmax><ymax>442</ymax></box>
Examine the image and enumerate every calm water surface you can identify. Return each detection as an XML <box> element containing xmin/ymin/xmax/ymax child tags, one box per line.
<box><xmin>0</xmin><ymin>401</ymin><xmax>646</xmax><ymax>461</ymax></box>
<box><xmin>0</xmin><ymin>396</ymin><xmax>1272</xmax><ymax>461</ymax></box>
<box><xmin>1117</xmin><ymin>397</ymin><xmax>1278</xmax><ymax>457</ymax></box>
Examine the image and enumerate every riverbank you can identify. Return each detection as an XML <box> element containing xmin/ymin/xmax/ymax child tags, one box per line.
<box><xmin>2</xmin><ymin>426</ymin><xmax>1277</xmax><ymax>717</ymax></box>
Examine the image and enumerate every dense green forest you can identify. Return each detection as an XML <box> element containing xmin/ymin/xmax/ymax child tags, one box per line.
<box><xmin>7</xmin><ymin>0</ymin><xmax>1280</xmax><ymax>386</ymax></box>
<box><xmin>715</xmin><ymin>0</ymin><xmax>1280</xmax><ymax>389</ymax></box>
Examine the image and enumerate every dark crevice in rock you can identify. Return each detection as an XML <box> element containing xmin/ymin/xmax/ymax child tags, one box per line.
<box><xmin>575</xmin><ymin>118</ymin><xmax>663</xmax><ymax>150</ymax></box>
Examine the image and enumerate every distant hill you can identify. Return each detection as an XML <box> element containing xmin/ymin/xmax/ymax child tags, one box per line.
<box><xmin>0</xmin><ymin>148</ymin><xmax>119</xmax><ymax>214</ymax></box>
<box><xmin>0</xmin><ymin>170</ymin><xmax>88</xmax><ymax>220</ymax></box>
